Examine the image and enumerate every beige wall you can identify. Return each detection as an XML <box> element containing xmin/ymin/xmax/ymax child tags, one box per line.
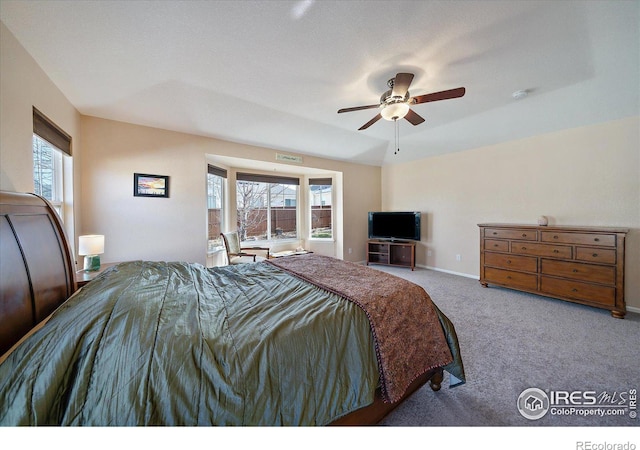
<box><xmin>81</xmin><ymin>116</ymin><xmax>381</xmax><ymax>265</ymax></box>
<box><xmin>0</xmin><ymin>21</ymin><xmax>81</xmax><ymax>252</ymax></box>
<box><xmin>4</xmin><ymin>17</ymin><xmax>637</xmax><ymax>310</ymax></box>
<box><xmin>382</xmin><ymin>116</ymin><xmax>640</xmax><ymax>310</ymax></box>
<box><xmin>1</xmin><ymin>20</ymin><xmax>381</xmax><ymax>268</ymax></box>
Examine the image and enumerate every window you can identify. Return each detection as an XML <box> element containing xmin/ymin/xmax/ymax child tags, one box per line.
<box><xmin>207</xmin><ymin>165</ymin><xmax>227</xmax><ymax>249</ymax></box>
<box><xmin>33</xmin><ymin>135</ymin><xmax>64</xmax><ymax>208</ymax></box>
<box><xmin>309</xmin><ymin>178</ymin><xmax>332</xmax><ymax>239</ymax></box>
<box><xmin>32</xmin><ymin>107</ymin><xmax>71</xmax><ymax>219</ymax></box>
<box><xmin>236</xmin><ymin>173</ymin><xmax>299</xmax><ymax>242</ymax></box>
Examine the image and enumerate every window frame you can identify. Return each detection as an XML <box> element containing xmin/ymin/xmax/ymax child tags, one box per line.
<box><xmin>207</xmin><ymin>165</ymin><xmax>227</xmax><ymax>251</ymax></box>
<box><xmin>236</xmin><ymin>172</ymin><xmax>300</xmax><ymax>243</ymax></box>
<box><xmin>32</xmin><ymin>107</ymin><xmax>71</xmax><ymax>221</ymax></box>
<box><xmin>308</xmin><ymin>177</ymin><xmax>334</xmax><ymax>241</ymax></box>
<box><xmin>33</xmin><ymin>135</ymin><xmax>65</xmax><ymax>210</ymax></box>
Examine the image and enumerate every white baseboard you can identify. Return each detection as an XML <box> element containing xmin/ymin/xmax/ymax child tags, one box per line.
<box><xmin>362</xmin><ymin>261</ymin><xmax>479</xmax><ymax>279</ymax></box>
<box><xmin>417</xmin><ymin>264</ymin><xmax>479</xmax><ymax>280</ymax></box>
<box><xmin>627</xmin><ymin>306</ymin><xmax>640</xmax><ymax>314</ymax></box>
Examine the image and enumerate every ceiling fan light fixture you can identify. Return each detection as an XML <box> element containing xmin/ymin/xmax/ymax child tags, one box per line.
<box><xmin>380</xmin><ymin>102</ymin><xmax>410</xmax><ymax>121</ymax></box>
<box><xmin>512</xmin><ymin>89</ymin><xmax>528</xmax><ymax>100</ymax></box>
<box><xmin>337</xmin><ymin>72</ymin><xmax>465</xmax><ymax>134</ymax></box>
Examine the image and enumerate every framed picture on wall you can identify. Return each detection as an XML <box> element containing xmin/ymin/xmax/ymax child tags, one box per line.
<box><xmin>133</xmin><ymin>173</ymin><xmax>169</xmax><ymax>198</ymax></box>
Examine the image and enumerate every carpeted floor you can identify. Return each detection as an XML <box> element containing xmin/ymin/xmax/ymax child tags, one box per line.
<box><xmin>371</xmin><ymin>266</ymin><xmax>640</xmax><ymax>427</ymax></box>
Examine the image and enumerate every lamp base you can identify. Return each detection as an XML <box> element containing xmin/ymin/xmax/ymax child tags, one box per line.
<box><xmin>83</xmin><ymin>255</ymin><xmax>101</xmax><ymax>271</ymax></box>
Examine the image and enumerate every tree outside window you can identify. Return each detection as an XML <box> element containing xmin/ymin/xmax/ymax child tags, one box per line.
<box><xmin>33</xmin><ymin>134</ymin><xmax>64</xmax><ymax>218</ymax></box>
<box><xmin>236</xmin><ymin>176</ymin><xmax>298</xmax><ymax>241</ymax></box>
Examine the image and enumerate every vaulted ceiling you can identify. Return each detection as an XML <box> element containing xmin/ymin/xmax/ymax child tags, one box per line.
<box><xmin>1</xmin><ymin>0</ymin><xmax>638</xmax><ymax>166</ymax></box>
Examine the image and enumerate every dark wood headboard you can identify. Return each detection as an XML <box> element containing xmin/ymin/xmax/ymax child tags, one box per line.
<box><xmin>0</xmin><ymin>191</ymin><xmax>76</xmax><ymax>355</ymax></box>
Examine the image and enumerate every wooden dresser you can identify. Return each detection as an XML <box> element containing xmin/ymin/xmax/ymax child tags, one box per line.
<box><xmin>478</xmin><ymin>224</ymin><xmax>628</xmax><ymax>318</ymax></box>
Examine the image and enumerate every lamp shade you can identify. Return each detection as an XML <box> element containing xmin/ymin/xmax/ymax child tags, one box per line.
<box><xmin>380</xmin><ymin>102</ymin><xmax>410</xmax><ymax>121</ymax></box>
<box><xmin>78</xmin><ymin>235</ymin><xmax>105</xmax><ymax>256</ymax></box>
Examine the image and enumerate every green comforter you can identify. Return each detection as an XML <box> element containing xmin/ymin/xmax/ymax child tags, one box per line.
<box><xmin>0</xmin><ymin>261</ymin><xmax>378</xmax><ymax>425</ymax></box>
<box><xmin>0</xmin><ymin>260</ymin><xmax>462</xmax><ymax>426</ymax></box>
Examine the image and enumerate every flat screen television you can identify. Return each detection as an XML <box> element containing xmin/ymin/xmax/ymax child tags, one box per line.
<box><xmin>368</xmin><ymin>211</ymin><xmax>421</xmax><ymax>241</ymax></box>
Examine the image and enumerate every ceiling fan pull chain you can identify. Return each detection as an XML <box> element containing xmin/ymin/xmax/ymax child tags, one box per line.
<box><xmin>394</xmin><ymin>118</ymin><xmax>400</xmax><ymax>155</ymax></box>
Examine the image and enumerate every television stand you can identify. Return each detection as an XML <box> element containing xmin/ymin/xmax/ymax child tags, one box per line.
<box><xmin>367</xmin><ymin>240</ymin><xmax>416</xmax><ymax>270</ymax></box>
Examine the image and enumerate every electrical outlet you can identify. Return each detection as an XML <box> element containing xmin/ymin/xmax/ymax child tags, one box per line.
<box><xmin>427</xmin><ymin>250</ymin><xmax>432</xmax><ymax>256</ymax></box>
<box><xmin>456</xmin><ymin>254</ymin><xmax>461</xmax><ymax>261</ymax></box>
<box><xmin>348</xmin><ymin>248</ymin><xmax>352</xmax><ymax>254</ymax></box>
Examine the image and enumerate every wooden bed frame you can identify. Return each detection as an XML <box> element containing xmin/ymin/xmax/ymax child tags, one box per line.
<box><xmin>0</xmin><ymin>190</ymin><xmax>442</xmax><ymax>425</ymax></box>
<box><xmin>331</xmin><ymin>368</ymin><xmax>442</xmax><ymax>425</ymax></box>
<box><xmin>0</xmin><ymin>191</ymin><xmax>76</xmax><ymax>356</ymax></box>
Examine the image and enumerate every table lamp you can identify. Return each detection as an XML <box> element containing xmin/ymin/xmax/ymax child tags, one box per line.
<box><xmin>79</xmin><ymin>235</ymin><xmax>105</xmax><ymax>271</ymax></box>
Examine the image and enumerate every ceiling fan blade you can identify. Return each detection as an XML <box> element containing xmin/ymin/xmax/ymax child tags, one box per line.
<box><xmin>337</xmin><ymin>104</ymin><xmax>380</xmax><ymax>113</ymax></box>
<box><xmin>404</xmin><ymin>109</ymin><xmax>425</xmax><ymax>126</ymax></box>
<box><xmin>358</xmin><ymin>113</ymin><xmax>382</xmax><ymax>130</ymax></box>
<box><xmin>411</xmin><ymin>87</ymin><xmax>466</xmax><ymax>104</ymax></box>
<box><xmin>391</xmin><ymin>73</ymin><xmax>414</xmax><ymax>98</ymax></box>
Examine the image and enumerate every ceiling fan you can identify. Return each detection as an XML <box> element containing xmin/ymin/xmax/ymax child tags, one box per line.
<box><xmin>337</xmin><ymin>73</ymin><xmax>466</xmax><ymax>130</ymax></box>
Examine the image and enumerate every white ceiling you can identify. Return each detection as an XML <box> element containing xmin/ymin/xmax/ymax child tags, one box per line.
<box><xmin>1</xmin><ymin>0</ymin><xmax>638</xmax><ymax>166</ymax></box>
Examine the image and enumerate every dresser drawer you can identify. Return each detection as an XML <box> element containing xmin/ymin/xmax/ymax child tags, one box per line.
<box><xmin>541</xmin><ymin>231</ymin><xmax>616</xmax><ymax>247</ymax></box>
<box><xmin>484</xmin><ymin>267</ymin><xmax>538</xmax><ymax>290</ymax></box>
<box><xmin>541</xmin><ymin>259</ymin><xmax>615</xmax><ymax>285</ymax></box>
<box><xmin>511</xmin><ymin>242</ymin><xmax>572</xmax><ymax>259</ymax></box>
<box><xmin>540</xmin><ymin>277</ymin><xmax>615</xmax><ymax>306</ymax></box>
<box><xmin>484</xmin><ymin>239</ymin><xmax>509</xmax><ymax>252</ymax></box>
<box><xmin>575</xmin><ymin>247</ymin><xmax>616</xmax><ymax>264</ymax></box>
<box><xmin>485</xmin><ymin>252</ymin><xmax>537</xmax><ymax>272</ymax></box>
<box><xmin>485</xmin><ymin>228</ymin><xmax>537</xmax><ymax>240</ymax></box>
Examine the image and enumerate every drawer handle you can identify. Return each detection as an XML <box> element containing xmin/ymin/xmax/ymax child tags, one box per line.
<box><xmin>594</xmin><ymin>238</ymin><xmax>600</xmax><ymax>242</ymax></box>
<box><xmin>521</xmin><ymin>247</ymin><xmax>527</xmax><ymax>250</ymax></box>
<box><xmin>592</xmin><ymin>253</ymin><xmax>598</xmax><ymax>257</ymax></box>
<box><xmin>572</xmin><ymin>269</ymin><xmax>579</xmax><ymax>273</ymax></box>
<box><xmin>507</xmin><ymin>276</ymin><xmax>512</xmax><ymax>279</ymax></box>
<box><xmin>572</xmin><ymin>288</ymin><xmax>578</xmax><ymax>292</ymax></box>
<box><xmin>494</xmin><ymin>244</ymin><xmax>500</xmax><ymax>247</ymax></box>
<box><xmin>507</xmin><ymin>260</ymin><xmax>512</xmax><ymax>264</ymax></box>
<box><xmin>553</xmin><ymin>235</ymin><xmax>559</xmax><ymax>239</ymax></box>
<box><xmin>492</xmin><ymin>232</ymin><xmax>498</xmax><ymax>235</ymax></box>
<box><xmin>553</xmin><ymin>250</ymin><xmax>559</xmax><ymax>253</ymax></box>
<box><xmin>522</xmin><ymin>233</ymin><xmax>527</xmax><ymax>237</ymax></box>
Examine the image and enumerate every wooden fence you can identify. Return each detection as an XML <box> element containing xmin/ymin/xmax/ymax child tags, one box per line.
<box><xmin>208</xmin><ymin>206</ymin><xmax>332</xmax><ymax>240</ymax></box>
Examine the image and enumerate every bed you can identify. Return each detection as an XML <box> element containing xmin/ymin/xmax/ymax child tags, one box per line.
<box><xmin>0</xmin><ymin>191</ymin><xmax>464</xmax><ymax>426</ymax></box>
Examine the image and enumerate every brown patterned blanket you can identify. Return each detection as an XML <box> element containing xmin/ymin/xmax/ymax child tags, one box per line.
<box><xmin>267</xmin><ymin>254</ymin><xmax>454</xmax><ymax>403</ymax></box>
